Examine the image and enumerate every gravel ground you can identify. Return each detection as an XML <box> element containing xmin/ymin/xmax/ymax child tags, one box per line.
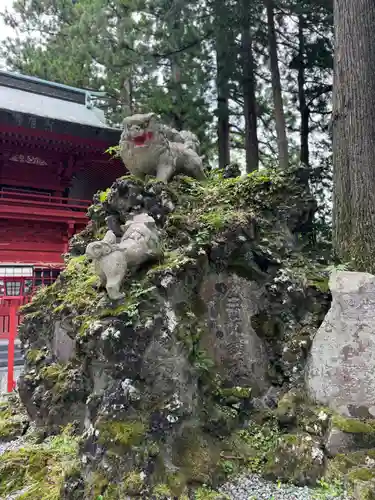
<box><xmin>219</xmin><ymin>474</ymin><xmax>353</xmax><ymax>500</ymax></box>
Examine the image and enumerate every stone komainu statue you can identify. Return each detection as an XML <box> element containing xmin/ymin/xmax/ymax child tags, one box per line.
<box><xmin>119</xmin><ymin>112</ymin><xmax>206</xmax><ymax>182</ymax></box>
<box><xmin>85</xmin><ymin>213</ymin><xmax>162</xmax><ymax>300</ymax></box>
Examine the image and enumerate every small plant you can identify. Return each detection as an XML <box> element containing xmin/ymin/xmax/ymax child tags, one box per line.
<box><xmin>326</xmin><ymin>261</ymin><xmax>353</xmax><ymax>273</ymax></box>
<box><xmin>220</xmin><ymin>459</ymin><xmax>235</xmax><ymax>475</ymax></box>
<box><xmin>312</xmin><ymin>478</ymin><xmax>345</xmax><ymax>499</ymax></box>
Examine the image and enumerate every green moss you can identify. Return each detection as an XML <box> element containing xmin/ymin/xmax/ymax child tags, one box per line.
<box><xmin>0</xmin><ymin>426</ymin><xmax>79</xmax><ymax>499</ymax></box>
<box><xmin>97</xmin><ymin>419</ymin><xmax>147</xmax><ymax>448</ymax></box>
<box><xmin>264</xmin><ymin>433</ymin><xmax>325</xmax><ymax>485</ymax></box>
<box><xmin>332</xmin><ymin>414</ymin><xmax>375</xmax><ymax>434</ymax></box>
<box><xmin>327</xmin><ymin>449</ymin><xmax>375</xmax><ymax>479</ymax></box>
<box><xmin>103</xmin><ymin>482</ymin><xmax>122</xmax><ymax>499</ymax></box>
<box><xmin>38</xmin><ymin>362</ymin><xmax>75</xmax><ymax>400</ymax></box>
<box><xmin>0</xmin><ymin>409</ymin><xmax>26</xmax><ymax>441</ymax></box>
<box><xmin>174</xmin><ymin>430</ymin><xmax>220</xmax><ymax>484</ymax></box>
<box><xmin>99</xmin><ymin>188</ymin><xmax>110</xmax><ymax>203</ymax></box>
<box><xmin>348</xmin><ymin>467</ymin><xmax>375</xmax><ymax>482</ymax></box>
<box><xmin>218</xmin><ymin>386</ymin><xmax>252</xmax><ymax>403</ymax></box>
<box><xmin>312</xmin><ymin>478</ymin><xmax>346</xmax><ymax>499</ymax></box>
<box><xmin>224</xmin><ymin>420</ymin><xmax>281</xmax><ymax>474</ymax></box>
<box><xmin>25</xmin><ymin>349</ymin><xmax>45</xmax><ymax>364</ymax></box>
<box><xmin>84</xmin><ymin>471</ymin><xmax>109</xmax><ymax>497</ymax></box>
<box><xmin>123</xmin><ymin>471</ymin><xmax>145</xmax><ymax>495</ymax></box>
<box><xmin>99</xmin><ymin>281</ymin><xmax>157</xmax><ymax>326</ymax></box>
<box><xmin>39</xmin><ymin>363</ymin><xmax>67</xmax><ymax>381</ymax></box>
<box><xmin>152</xmin><ymin>483</ymin><xmax>173</xmax><ymax>498</ymax></box>
<box><xmin>195</xmin><ymin>485</ymin><xmax>229</xmax><ymax>499</ymax></box>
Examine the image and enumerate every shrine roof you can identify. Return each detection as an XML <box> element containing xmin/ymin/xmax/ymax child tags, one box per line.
<box><xmin>0</xmin><ymin>70</ymin><xmax>121</xmax><ymax>143</ymax></box>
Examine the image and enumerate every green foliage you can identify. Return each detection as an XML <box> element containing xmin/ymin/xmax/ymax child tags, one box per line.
<box><xmin>99</xmin><ymin>188</ymin><xmax>110</xmax><ymax>203</ymax></box>
<box><xmin>0</xmin><ymin>425</ymin><xmax>79</xmax><ymax>499</ymax></box>
<box><xmin>312</xmin><ymin>478</ymin><xmax>348</xmax><ymax>498</ymax></box>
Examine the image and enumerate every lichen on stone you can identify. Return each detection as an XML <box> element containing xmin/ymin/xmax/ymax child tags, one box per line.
<box><xmin>11</xmin><ymin>165</ymin><xmax>333</xmax><ymax>497</ymax></box>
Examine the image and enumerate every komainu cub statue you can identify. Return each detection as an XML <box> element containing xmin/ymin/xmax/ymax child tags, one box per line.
<box><xmin>119</xmin><ymin>112</ymin><xmax>206</xmax><ymax>182</ymax></box>
<box><xmin>85</xmin><ymin>213</ymin><xmax>162</xmax><ymax>300</ymax></box>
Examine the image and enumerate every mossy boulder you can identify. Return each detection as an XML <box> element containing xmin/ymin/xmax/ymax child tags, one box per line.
<box><xmin>12</xmin><ymin>167</ymin><xmax>331</xmax><ymax>497</ymax></box>
<box><xmin>352</xmin><ymin>479</ymin><xmax>375</xmax><ymax>500</ymax></box>
<box><xmin>326</xmin><ymin>415</ymin><xmax>375</xmax><ymax>456</ymax></box>
<box><xmin>173</xmin><ymin>428</ymin><xmax>221</xmax><ymax>484</ymax></box>
<box><xmin>275</xmin><ymin>390</ymin><xmax>330</xmax><ymax>436</ymax></box>
<box><xmin>264</xmin><ymin>433</ymin><xmax>325</xmax><ymax>486</ymax></box>
<box><xmin>326</xmin><ymin>449</ymin><xmax>375</xmax><ymax>498</ymax></box>
<box><xmin>0</xmin><ymin>394</ymin><xmax>29</xmax><ymax>442</ymax></box>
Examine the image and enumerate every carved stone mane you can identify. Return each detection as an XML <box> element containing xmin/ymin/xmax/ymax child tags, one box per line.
<box><xmin>119</xmin><ymin>112</ymin><xmax>206</xmax><ymax>183</ymax></box>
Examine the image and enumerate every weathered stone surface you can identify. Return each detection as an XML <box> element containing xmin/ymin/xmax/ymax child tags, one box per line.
<box><xmin>85</xmin><ymin>213</ymin><xmax>162</xmax><ymax>300</ymax></box>
<box><xmin>119</xmin><ymin>112</ymin><xmax>206</xmax><ymax>182</ymax></box>
<box><xmin>200</xmin><ymin>273</ymin><xmax>269</xmax><ymax>395</ymax></box>
<box><xmin>12</xmin><ymin>168</ymin><xmax>330</xmax><ymax>497</ymax></box>
<box><xmin>306</xmin><ymin>271</ymin><xmax>375</xmax><ymax>416</ymax></box>
<box><xmin>52</xmin><ymin>321</ymin><xmax>75</xmax><ymax>363</ymax></box>
<box><xmin>325</xmin><ymin>427</ymin><xmax>357</xmax><ymax>456</ymax></box>
<box><xmin>264</xmin><ymin>433</ymin><xmax>325</xmax><ymax>486</ymax></box>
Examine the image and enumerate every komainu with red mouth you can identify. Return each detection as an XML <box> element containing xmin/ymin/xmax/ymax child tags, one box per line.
<box><xmin>119</xmin><ymin>112</ymin><xmax>206</xmax><ymax>182</ymax></box>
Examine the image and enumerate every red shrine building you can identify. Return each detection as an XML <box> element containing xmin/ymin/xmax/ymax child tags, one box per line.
<box><xmin>0</xmin><ymin>70</ymin><xmax>123</xmax><ymax>388</ymax></box>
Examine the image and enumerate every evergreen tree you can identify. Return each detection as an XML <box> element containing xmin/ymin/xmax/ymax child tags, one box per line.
<box><xmin>332</xmin><ymin>0</ymin><xmax>375</xmax><ymax>271</ymax></box>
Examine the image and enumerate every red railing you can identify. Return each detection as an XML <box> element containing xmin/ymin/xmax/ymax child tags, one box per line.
<box><xmin>0</xmin><ymin>189</ymin><xmax>90</xmax><ymax>212</ymax></box>
<box><xmin>0</xmin><ymin>297</ymin><xmax>31</xmax><ymax>392</ymax></box>
<box><xmin>0</xmin><ymin>296</ymin><xmax>30</xmax><ymax>340</ymax></box>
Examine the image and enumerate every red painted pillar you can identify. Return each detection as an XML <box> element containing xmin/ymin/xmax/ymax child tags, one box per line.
<box><xmin>7</xmin><ymin>303</ymin><xmax>17</xmax><ymax>392</ymax></box>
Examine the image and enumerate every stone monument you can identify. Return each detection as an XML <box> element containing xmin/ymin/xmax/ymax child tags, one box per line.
<box><xmin>306</xmin><ymin>270</ymin><xmax>375</xmax><ymax>417</ymax></box>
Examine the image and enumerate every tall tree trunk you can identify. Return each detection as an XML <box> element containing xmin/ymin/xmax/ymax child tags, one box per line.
<box><xmin>265</xmin><ymin>0</ymin><xmax>289</xmax><ymax>170</ymax></box>
<box><xmin>332</xmin><ymin>0</ymin><xmax>375</xmax><ymax>271</ymax></box>
<box><xmin>168</xmin><ymin>3</ymin><xmax>184</xmax><ymax>130</ymax></box>
<box><xmin>216</xmin><ymin>36</ymin><xmax>231</xmax><ymax>169</ymax></box>
<box><xmin>241</xmin><ymin>0</ymin><xmax>259</xmax><ymax>172</ymax></box>
<box><xmin>298</xmin><ymin>14</ymin><xmax>309</xmax><ymax>166</ymax></box>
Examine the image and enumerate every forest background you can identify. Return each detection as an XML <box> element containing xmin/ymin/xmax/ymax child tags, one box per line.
<box><xmin>0</xmin><ymin>0</ymin><xmax>334</xmax><ymax>243</ymax></box>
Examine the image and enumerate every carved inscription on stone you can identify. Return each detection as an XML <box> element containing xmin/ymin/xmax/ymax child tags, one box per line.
<box><xmin>200</xmin><ymin>273</ymin><xmax>269</xmax><ymax>395</ymax></box>
<box><xmin>307</xmin><ymin>271</ymin><xmax>375</xmax><ymax>417</ymax></box>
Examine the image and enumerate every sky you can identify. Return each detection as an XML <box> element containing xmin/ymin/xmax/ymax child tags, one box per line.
<box><xmin>0</xmin><ymin>0</ymin><xmax>14</xmax><ymax>38</ymax></box>
<box><xmin>0</xmin><ymin>0</ymin><xmax>16</xmax><ymax>66</ymax></box>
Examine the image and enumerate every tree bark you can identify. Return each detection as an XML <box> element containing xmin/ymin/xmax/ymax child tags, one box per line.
<box><xmin>298</xmin><ymin>14</ymin><xmax>309</xmax><ymax>167</ymax></box>
<box><xmin>265</xmin><ymin>0</ymin><xmax>289</xmax><ymax>170</ymax></box>
<box><xmin>216</xmin><ymin>34</ymin><xmax>231</xmax><ymax>169</ymax></box>
<box><xmin>241</xmin><ymin>0</ymin><xmax>259</xmax><ymax>172</ymax></box>
<box><xmin>332</xmin><ymin>0</ymin><xmax>375</xmax><ymax>271</ymax></box>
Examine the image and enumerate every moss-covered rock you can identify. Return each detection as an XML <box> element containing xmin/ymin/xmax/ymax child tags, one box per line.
<box><xmin>11</xmin><ymin>166</ymin><xmax>331</xmax><ymax>497</ymax></box>
<box><xmin>0</xmin><ymin>395</ymin><xmax>29</xmax><ymax>442</ymax></box>
<box><xmin>0</xmin><ymin>425</ymin><xmax>79</xmax><ymax>499</ymax></box>
<box><xmin>264</xmin><ymin>433</ymin><xmax>325</xmax><ymax>486</ymax></box>
<box><xmin>123</xmin><ymin>470</ymin><xmax>145</xmax><ymax>495</ymax></box>
<box><xmin>96</xmin><ymin>418</ymin><xmax>147</xmax><ymax>449</ymax></box>
<box><xmin>326</xmin><ymin>449</ymin><xmax>375</xmax><ymax>498</ymax></box>
<box><xmin>173</xmin><ymin>428</ymin><xmax>220</xmax><ymax>484</ymax></box>
<box><xmin>275</xmin><ymin>391</ymin><xmax>330</xmax><ymax>436</ymax></box>
<box><xmin>325</xmin><ymin>415</ymin><xmax>375</xmax><ymax>457</ymax></box>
